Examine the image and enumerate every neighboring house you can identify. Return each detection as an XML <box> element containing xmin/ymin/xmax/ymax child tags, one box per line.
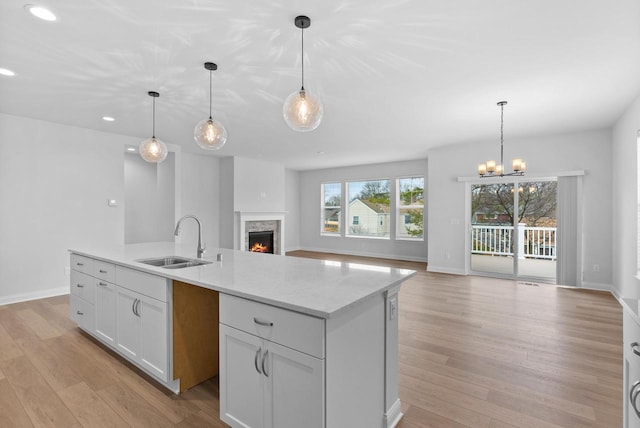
<box><xmin>348</xmin><ymin>199</ymin><xmax>390</xmax><ymax>236</ymax></box>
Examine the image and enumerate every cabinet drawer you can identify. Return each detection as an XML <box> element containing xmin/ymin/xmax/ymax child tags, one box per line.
<box><xmin>93</xmin><ymin>260</ymin><xmax>116</xmax><ymax>283</ymax></box>
<box><xmin>70</xmin><ymin>254</ymin><xmax>93</xmax><ymax>275</ymax></box>
<box><xmin>219</xmin><ymin>293</ymin><xmax>324</xmax><ymax>358</ymax></box>
<box><xmin>70</xmin><ymin>294</ymin><xmax>95</xmax><ymax>332</ymax></box>
<box><xmin>115</xmin><ymin>265</ymin><xmax>168</xmax><ymax>302</ymax></box>
<box><xmin>70</xmin><ymin>270</ymin><xmax>95</xmax><ymax>304</ymax></box>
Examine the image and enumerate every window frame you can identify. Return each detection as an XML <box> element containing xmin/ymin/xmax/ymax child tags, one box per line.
<box><xmin>396</xmin><ymin>175</ymin><xmax>425</xmax><ymax>241</ymax></box>
<box><xmin>321</xmin><ymin>182</ymin><xmax>342</xmax><ymax>236</ymax></box>
<box><xmin>345</xmin><ymin>178</ymin><xmax>391</xmax><ymax>240</ymax></box>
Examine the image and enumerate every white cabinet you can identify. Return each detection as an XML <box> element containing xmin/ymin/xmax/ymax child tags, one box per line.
<box><xmin>116</xmin><ymin>286</ymin><xmax>169</xmax><ymax>381</ymax></box>
<box><xmin>219</xmin><ymin>295</ymin><xmax>324</xmax><ymax>428</ymax></box>
<box><xmin>624</xmin><ymin>310</ymin><xmax>640</xmax><ymax>428</ymax></box>
<box><xmin>95</xmin><ymin>279</ymin><xmax>117</xmax><ymax>345</ymax></box>
<box><xmin>69</xmin><ymin>253</ymin><xmax>171</xmax><ymax>386</ymax></box>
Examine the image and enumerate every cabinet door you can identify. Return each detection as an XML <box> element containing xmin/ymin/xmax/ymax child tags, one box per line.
<box><xmin>264</xmin><ymin>341</ymin><xmax>324</xmax><ymax>428</ymax></box>
<box><xmin>95</xmin><ymin>280</ymin><xmax>117</xmax><ymax>345</ymax></box>
<box><xmin>138</xmin><ymin>295</ymin><xmax>168</xmax><ymax>381</ymax></box>
<box><xmin>116</xmin><ymin>287</ymin><xmax>140</xmax><ymax>360</ymax></box>
<box><xmin>220</xmin><ymin>324</ymin><xmax>265</xmax><ymax>428</ymax></box>
<box><xmin>627</xmin><ymin>354</ymin><xmax>640</xmax><ymax>428</ymax></box>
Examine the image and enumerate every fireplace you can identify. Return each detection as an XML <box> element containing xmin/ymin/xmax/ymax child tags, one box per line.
<box><xmin>248</xmin><ymin>231</ymin><xmax>274</xmax><ymax>254</ymax></box>
<box><xmin>236</xmin><ymin>212</ymin><xmax>285</xmax><ymax>255</ymax></box>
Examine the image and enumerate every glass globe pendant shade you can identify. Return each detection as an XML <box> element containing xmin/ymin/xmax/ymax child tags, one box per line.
<box><xmin>194</xmin><ymin>117</ymin><xmax>227</xmax><ymax>150</ymax></box>
<box><xmin>139</xmin><ymin>137</ymin><xmax>168</xmax><ymax>163</ymax></box>
<box><xmin>283</xmin><ymin>89</ymin><xmax>323</xmax><ymax>132</ymax></box>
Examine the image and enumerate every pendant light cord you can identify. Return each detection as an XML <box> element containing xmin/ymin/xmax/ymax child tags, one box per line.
<box><xmin>300</xmin><ymin>24</ymin><xmax>305</xmax><ymax>91</ymax></box>
<box><xmin>152</xmin><ymin>95</ymin><xmax>156</xmax><ymax>139</ymax></box>
<box><xmin>208</xmin><ymin>69</ymin><xmax>213</xmax><ymax>120</ymax></box>
<box><xmin>499</xmin><ymin>102</ymin><xmax>504</xmax><ymax>173</ymax></box>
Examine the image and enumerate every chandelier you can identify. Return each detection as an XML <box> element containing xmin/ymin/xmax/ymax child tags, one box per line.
<box><xmin>283</xmin><ymin>15</ymin><xmax>323</xmax><ymax>132</ymax></box>
<box><xmin>478</xmin><ymin>101</ymin><xmax>525</xmax><ymax>177</ymax></box>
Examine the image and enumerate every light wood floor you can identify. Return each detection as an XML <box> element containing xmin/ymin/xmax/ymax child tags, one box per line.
<box><xmin>0</xmin><ymin>251</ymin><xmax>622</xmax><ymax>427</ymax></box>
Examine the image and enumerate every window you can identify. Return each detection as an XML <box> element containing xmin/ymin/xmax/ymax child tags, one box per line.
<box><xmin>397</xmin><ymin>176</ymin><xmax>424</xmax><ymax>240</ymax></box>
<box><xmin>346</xmin><ymin>179</ymin><xmax>390</xmax><ymax>238</ymax></box>
<box><xmin>322</xmin><ymin>182</ymin><xmax>341</xmax><ymax>235</ymax></box>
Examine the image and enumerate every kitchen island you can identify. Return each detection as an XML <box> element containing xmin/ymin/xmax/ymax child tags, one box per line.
<box><xmin>68</xmin><ymin>242</ymin><xmax>415</xmax><ymax>428</ymax></box>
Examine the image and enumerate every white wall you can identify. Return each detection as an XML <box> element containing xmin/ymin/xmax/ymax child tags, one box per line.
<box><xmin>298</xmin><ymin>160</ymin><xmax>428</xmax><ymax>262</ymax></box>
<box><xmin>612</xmin><ymin>93</ymin><xmax>640</xmax><ymax>298</ymax></box>
<box><xmin>233</xmin><ymin>157</ymin><xmax>285</xmax><ymax>212</ymax></box>
<box><xmin>0</xmin><ymin>113</ymin><xmax>127</xmax><ymax>303</ymax></box>
<box><xmin>427</xmin><ymin>129</ymin><xmax>612</xmax><ymax>288</ymax></box>
<box><xmin>218</xmin><ymin>157</ymin><xmax>235</xmax><ymax>249</ymax></box>
<box><xmin>124</xmin><ymin>152</ymin><xmax>175</xmax><ymax>244</ymax></box>
<box><xmin>0</xmin><ymin>113</ymin><xmax>220</xmax><ymax>304</ymax></box>
<box><xmin>178</xmin><ymin>152</ymin><xmax>220</xmax><ymax>253</ymax></box>
<box><xmin>285</xmin><ymin>169</ymin><xmax>301</xmax><ymax>251</ymax></box>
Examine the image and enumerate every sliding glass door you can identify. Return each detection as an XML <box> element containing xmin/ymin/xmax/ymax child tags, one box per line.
<box><xmin>470</xmin><ymin>179</ymin><xmax>557</xmax><ymax>282</ymax></box>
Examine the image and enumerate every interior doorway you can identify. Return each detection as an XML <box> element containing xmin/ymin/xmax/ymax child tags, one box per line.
<box><xmin>469</xmin><ymin>179</ymin><xmax>558</xmax><ymax>283</ymax></box>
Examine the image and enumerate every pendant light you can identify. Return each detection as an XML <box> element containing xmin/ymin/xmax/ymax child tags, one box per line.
<box><xmin>139</xmin><ymin>91</ymin><xmax>168</xmax><ymax>163</ymax></box>
<box><xmin>478</xmin><ymin>101</ymin><xmax>525</xmax><ymax>177</ymax></box>
<box><xmin>283</xmin><ymin>15</ymin><xmax>323</xmax><ymax>132</ymax></box>
<box><xmin>194</xmin><ymin>62</ymin><xmax>227</xmax><ymax>150</ymax></box>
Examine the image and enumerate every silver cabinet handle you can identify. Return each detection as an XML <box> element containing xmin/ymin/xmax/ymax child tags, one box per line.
<box><xmin>76</xmin><ymin>284</ymin><xmax>84</xmax><ymax>288</ymax></box>
<box><xmin>630</xmin><ymin>380</ymin><xmax>640</xmax><ymax>418</ymax></box>
<box><xmin>135</xmin><ymin>299</ymin><xmax>141</xmax><ymax>317</ymax></box>
<box><xmin>132</xmin><ymin>298</ymin><xmax>137</xmax><ymax>316</ymax></box>
<box><xmin>76</xmin><ymin>262</ymin><xmax>84</xmax><ymax>266</ymax></box>
<box><xmin>99</xmin><ymin>269</ymin><xmax>107</xmax><ymax>274</ymax></box>
<box><xmin>261</xmin><ymin>350</ymin><xmax>269</xmax><ymax>377</ymax></box>
<box><xmin>632</xmin><ymin>342</ymin><xmax>640</xmax><ymax>358</ymax></box>
<box><xmin>98</xmin><ymin>282</ymin><xmax>107</xmax><ymax>287</ymax></box>
<box><xmin>253</xmin><ymin>317</ymin><xmax>274</xmax><ymax>327</ymax></box>
<box><xmin>76</xmin><ymin>310</ymin><xmax>84</xmax><ymax>315</ymax></box>
<box><xmin>254</xmin><ymin>347</ymin><xmax>262</xmax><ymax>374</ymax></box>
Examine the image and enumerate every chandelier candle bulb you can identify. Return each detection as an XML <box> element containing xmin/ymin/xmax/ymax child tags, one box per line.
<box><xmin>520</xmin><ymin>161</ymin><xmax>526</xmax><ymax>173</ymax></box>
<box><xmin>486</xmin><ymin>160</ymin><xmax>496</xmax><ymax>173</ymax></box>
<box><xmin>478</xmin><ymin>163</ymin><xmax>487</xmax><ymax>175</ymax></box>
<box><xmin>496</xmin><ymin>164</ymin><xmax>504</xmax><ymax>176</ymax></box>
<box><xmin>512</xmin><ymin>158</ymin><xmax>522</xmax><ymax>171</ymax></box>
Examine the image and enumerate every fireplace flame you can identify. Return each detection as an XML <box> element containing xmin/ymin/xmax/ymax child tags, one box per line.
<box><xmin>250</xmin><ymin>242</ymin><xmax>270</xmax><ymax>253</ymax></box>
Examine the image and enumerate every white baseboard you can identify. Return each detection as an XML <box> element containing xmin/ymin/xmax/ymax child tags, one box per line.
<box><xmin>384</xmin><ymin>399</ymin><xmax>403</xmax><ymax>428</ymax></box>
<box><xmin>581</xmin><ymin>281</ymin><xmax>613</xmax><ymax>292</ymax></box>
<box><xmin>0</xmin><ymin>287</ymin><xmax>69</xmax><ymax>306</ymax></box>
<box><xmin>427</xmin><ymin>265</ymin><xmax>466</xmax><ymax>275</ymax></box>
<box><xmin>297</xmin><ymin>246</ymin><xmax>427</xmax><ymax>263</ymax></box>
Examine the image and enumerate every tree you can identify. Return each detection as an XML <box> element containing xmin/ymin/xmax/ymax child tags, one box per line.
<box><xmin>357</xmin><ymin>181</ymin><xmax>390</xmax><ymax>204</ymax></box>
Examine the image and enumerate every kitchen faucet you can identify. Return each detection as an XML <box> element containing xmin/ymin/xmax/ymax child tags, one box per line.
<box><xmin>174</xmin><ymin>215</ymin><xmax>206</xmax><ymax>258</ymax></box>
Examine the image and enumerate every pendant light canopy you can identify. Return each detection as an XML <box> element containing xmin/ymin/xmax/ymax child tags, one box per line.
<box><xmin>283</xmin><ymin>15</ymin><xmax>323</xmax><ymax>132</ymax></box>
<box><xmin>139</xmin><ymin>91</ymin><xmax>168</xmax><ymax>163</ymax></box>
<box><xmin>194</xmin><ymin>62</ymin><xmax>227</xmax><ymax>150</ymax></box>
<box><xmin>478</xmin><ymin>101</ymin><xmax>525</xmax><ymax>177</ymax></box>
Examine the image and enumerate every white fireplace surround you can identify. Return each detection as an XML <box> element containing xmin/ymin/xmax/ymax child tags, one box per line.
<box><xmin>235</xmin><ymin>211</ymin><xmax>286</xmax><ymax>255</ymax></box>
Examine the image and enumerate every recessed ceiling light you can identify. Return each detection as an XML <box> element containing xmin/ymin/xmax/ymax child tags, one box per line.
<box><xmin>0</xmin><ymin>68</ymin><xmax>16</xmax><ymax>77</ymax></box>
<box><xmin>102</xmin><ymin>116</ymin><xmax>115</xmax><ymax>122</ymax></box>
<box><xmin>25</xmin><ymin>5</ymin><xmax>57</xmax><ymax>21</ymax></box>
<box><xmin>126</xmin><ymin>147</ymin><xmax>137</xmax><ymax>152</ymax></box>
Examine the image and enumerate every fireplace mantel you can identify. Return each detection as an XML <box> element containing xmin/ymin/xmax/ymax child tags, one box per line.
<box><xmin>235</xmin><ymin>211</ymin><xmax>286</xmax><ymax>255</ymax></box>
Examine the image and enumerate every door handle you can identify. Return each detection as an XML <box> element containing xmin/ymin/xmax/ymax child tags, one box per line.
<box><xmin>261</xmin><ymin>350</ymin><xmax>269</xmax><ymax>377</ymax></box>
<box><xmin>254</xmin><ymin>347</ymin><xmax>262</xmax><ymax>374</ymax></box>
<box><xmin>253</xmin><ymin>317</ymin><xmax>273</xmax><ymax>327</ymax></box>
<box><xmin>630</xmin><ymin>380</ymin><xmax>640</xmax><ymax>418</ymax></box>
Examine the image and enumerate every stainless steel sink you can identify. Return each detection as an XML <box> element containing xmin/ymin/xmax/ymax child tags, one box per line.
<box><xmin>137</xmin><ymin>256</ymin><xmax>212</xmax><ymax>269</ymax></box>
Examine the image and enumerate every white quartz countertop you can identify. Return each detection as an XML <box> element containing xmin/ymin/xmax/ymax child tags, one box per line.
<box><xmin>69</xmin><ymin>242</ymin><xmax>416</xmax><ymax>319</ymax></box>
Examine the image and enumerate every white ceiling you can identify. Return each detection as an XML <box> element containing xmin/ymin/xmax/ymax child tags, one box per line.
<box><xmin>1</xmin><ymin>0</ymin><xmax>639</xmax><ymax>170</ymax></box>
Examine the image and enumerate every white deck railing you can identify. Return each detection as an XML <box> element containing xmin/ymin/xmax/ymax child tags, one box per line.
<box><xmin>471</xmin><ymin>225</ymin><xmax>556</xmax><ymax>260</ymax></box>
